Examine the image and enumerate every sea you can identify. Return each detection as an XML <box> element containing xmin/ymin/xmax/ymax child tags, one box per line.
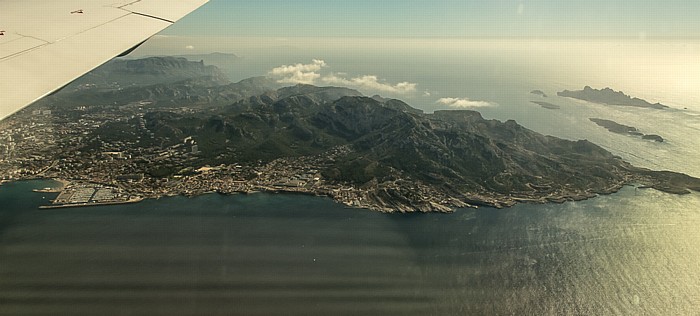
<box><xmin>2</xmin><ymin>37</ymin><xmax>700</xmax><ymax>315</ymax></box>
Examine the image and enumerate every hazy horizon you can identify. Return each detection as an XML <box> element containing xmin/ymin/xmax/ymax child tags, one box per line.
<box><xmin>131</xmin><ymin>35</ymin><xmax>700</xmax><ymax>114</ymax></box>
<box><xmin>158</xmin><ymin>0</ymin><xmax>700</xmax><ymax>39</ymax></box>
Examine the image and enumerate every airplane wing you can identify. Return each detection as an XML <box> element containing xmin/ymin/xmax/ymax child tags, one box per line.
<box><xmin>0</xmin><ymin>0</ymin><xmax>209</xmax><ymax>121</ymax></box>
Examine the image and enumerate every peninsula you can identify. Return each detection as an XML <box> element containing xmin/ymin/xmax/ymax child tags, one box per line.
<box><xmin>1</xmin><ymin>57</ymin><xmax>697</xmax><ymax>213</ymax></box>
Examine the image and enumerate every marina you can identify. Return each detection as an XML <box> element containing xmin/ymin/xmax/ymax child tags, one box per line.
<box><xmin>40</xmin><ymin>182</ymin><xmax>139</xmax><ymax>209</ymax></box>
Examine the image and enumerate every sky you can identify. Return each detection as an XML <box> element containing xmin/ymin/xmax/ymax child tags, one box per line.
<box><xmin>161</xmin><ymin>0</ymin><xmax>700</xmax><ymax>38</ymax></box>
<box><xmin>137</xmin><ymin>0</ymin><xmax>700</xmax><ymax>111</ymax></box>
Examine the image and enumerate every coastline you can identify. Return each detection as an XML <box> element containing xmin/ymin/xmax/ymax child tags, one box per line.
<box><xmin>38</xmin><ymin>198</ymin><xmax>144</xmax><ymax>209</ymax></box>
<box><xmin>30</xmin><ymin>178</ymin><xmax>70</xmax><ymax>193</ymax></box>
<box><xmin>7</xmin><ymin>173</ymin><xmax>694</xmax><ymax>213</ymax></box>
<box><xmin>110</xmin><ymin>180</ymin><xmax>632</xmax><ymax>214</ymax></box>
<box><xmin>52</xmin><ymin>178</ymin><xmax>71</xmax><ymax>190</ymax></box>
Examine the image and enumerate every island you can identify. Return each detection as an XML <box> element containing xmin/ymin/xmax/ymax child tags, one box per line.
<box><xmin>530</xmin><ymin>90</ymin><xmax>548</xmax><ymax>97</ymax></box>
<box><xmin>589</xmin><ymin>118</ymin><xmax>664</xmax><ymax>142</ymax></box>
<box><xmin>642</xmin><ymin>135</ymin><xmax>664</xmax><ymax>142</ymax></box>
<box><xmin>558</xmin><ymin>86</ymin><xmax>669</xmax><ymax>109</ymax></box>
<box><xmin>531</xmin><ymin>101</ymin><xmax>560</xmax><ymax>110</ymax></box>
<box><xmin>1</xmin><ymin>57</ymin><xmax>696</xmax><ymax>213</ymax></box>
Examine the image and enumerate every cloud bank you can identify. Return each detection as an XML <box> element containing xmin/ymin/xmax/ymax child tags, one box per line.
<box><xmin>437</xmin><ymin>97</ymin><xmax>495</xmax><ymax>108</ymax></box>
<box><xmin>269</xmin><ymin>60</ymin><xmax>416</xmax><ymax>94</ymax></box>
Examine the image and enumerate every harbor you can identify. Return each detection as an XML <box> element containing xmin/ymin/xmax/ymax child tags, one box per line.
<box><xmin>38</xmin><ymin>180</ymin><xmax>142</xmax><ymax>209</ymax></box>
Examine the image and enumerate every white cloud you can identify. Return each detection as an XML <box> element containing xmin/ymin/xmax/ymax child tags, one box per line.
<box><xmin>269</xmin><ymin>59</ymin><xmax>327</xmax><ymax>84</ymax></box>
<box><xmin>269</xmin><ymin>60</ymin><xmax>417</xmax><ymax>95</ymax></box>
<box><xmin>185</xmin><ymin>45</ymin><xmax>195</xmax><ymax>50</ymax></box>
<box><xmin>437</xmin><ymin>97</ymin><xmax>495</xmax><ymax>108</ymax></box>
<box><xmin>517</xmin><ymin>3</ymin><xmax>524</xmax><ymax>15</ymax></box>
<box><xmin>321</xmin><ymin>74</ymin><xmax>416</xmax><ymax>94</ymax></box>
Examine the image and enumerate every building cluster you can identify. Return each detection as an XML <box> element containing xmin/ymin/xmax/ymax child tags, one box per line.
<box><xmin>53</xmin><ymin>184</ymin><xmax>127</xmax><ymax>205</ymax></box>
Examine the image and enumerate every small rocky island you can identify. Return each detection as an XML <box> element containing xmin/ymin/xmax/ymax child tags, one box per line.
<box><xmin>531</xmin><ymin>101</ymin><xmax>560</xmax><ymax>110</ymax></box>
<box><xmin>2</xmin><ymin>57</ymin><xmax>697</xmax><ymax>213</ymax></box>
<box><xmin>589</xmin><ymin>118</ymin><xmax>664</xmax><ymax>142</ymax></box>
<box><xmin>530</xmin><ymin>90</ymin><xmax>548</xmax><ymax>97</ymax></box>
<box><xmin>558</xmin><ymin>86</ymin><xmax>669</xmax><ymax>109</ymax></box>
<box><xmin>642</xmin><ymin>134</ymin><xmax>664</xmax><ymax>142</ymax></box>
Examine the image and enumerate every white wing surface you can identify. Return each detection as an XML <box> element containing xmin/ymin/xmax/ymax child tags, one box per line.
<box><xmin>0</xmin><ymin>0</ymin><xmax>208</xmax><ymax>120</ymax></box>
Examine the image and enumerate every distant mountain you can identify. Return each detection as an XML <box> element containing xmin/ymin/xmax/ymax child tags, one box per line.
<box><xmin>36</xmin><ymin>56</ymin><xmax>277</xmax><ymax>109</ymax></box>
<box><xmin>558</xmin><ymin>86</ymin><xmax>668</xmax><ymax>109</ymax></box>
<box><xmin>44</xmin><ymin>76</ymin><xmax>277</xmax><ymax>110</ymax></box>
<box><xmin>65</xmin><ymin>56</ymin><xmax>231</xmax><ymax>91</ymax></box>
<box><xmin>171</xmin><ymin>52</ymin><xmax>242</xmax><ymax>68</ymax></box>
